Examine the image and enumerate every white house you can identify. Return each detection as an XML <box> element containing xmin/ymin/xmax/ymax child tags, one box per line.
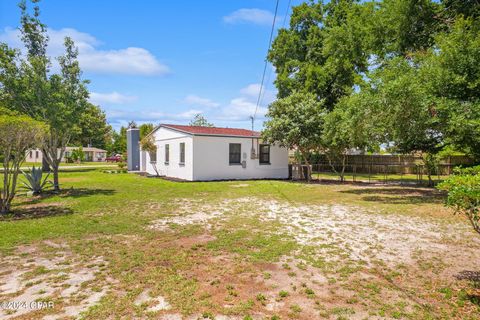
<box><xmin>26</xmin><ymin>147</ymin><xmax>107</xmax><ymax>163</ymax></box>
<box><xmin>137</xmin><ymin>124</ymin><xmax>289</xmax><ymax>181</ymax></box>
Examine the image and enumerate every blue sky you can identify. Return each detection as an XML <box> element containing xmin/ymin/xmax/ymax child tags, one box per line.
<box><xmin>0</xmin><ymin>0</ymin><xmax>297</xmax><ymax>131</ymax></box>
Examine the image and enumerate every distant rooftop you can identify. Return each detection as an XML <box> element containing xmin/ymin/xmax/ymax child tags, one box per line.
<box><xmin>160</xmin><ymin>124</ymin><xmax>261</xmax><ymax>138</ymax></box>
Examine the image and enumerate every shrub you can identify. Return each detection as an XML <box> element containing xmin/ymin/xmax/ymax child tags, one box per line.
<box><xmin>437</xmin><ymin>166</ymin><xmax>480</xmax><ymax>234</ymax></box>
<box><xmin>118</xmin><ymin>162</ymin><xmax>127</xmax><ymax>170</ymax></box>
<box><xmin>0</xmin><ymin>113</ymin><xmax>47</xmax><ymax>214</ymax></box>
<box><xmin>70</xmin><ymin>147</ymin><xmax>85</xmax><ymax>163</ymax></box>
<box><xmin>21</xmin><ymin>166</ymin><xmax>52</xmax><ymax>195</ymax></box>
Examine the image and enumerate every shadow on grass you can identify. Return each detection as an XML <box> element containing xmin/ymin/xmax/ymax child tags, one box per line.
<box><xmin>456</xmin><ymin>270</ymin><xmax>480</xmax><ymax>282</ymax></box>
<box><xmin>57</xmin><ymin>187</ymin><xmax>116</xmax><ymax>198</ymax></box>
<box><xmin>21</xmin><ymin>188</ymin><xmax>116</xmax><ymax>205</ymax></box>
<box><xmin>57</xmin><ymin>168</ymin><xmax>98</xmax><ymax>173</ymax></box>
<box><xmin>339</xmin><ymin>187</ymin><xmax>445</xmax><ymax>205</ymax></box>
<box><xmin>456</xmin><ymin>271</ymin><xmax>480</xmax><ymax>306</ymax></box>
<box><xmin>0</xmin><ymin>204</ymin><xmax>73</xmax><ymax>221</ymax></box>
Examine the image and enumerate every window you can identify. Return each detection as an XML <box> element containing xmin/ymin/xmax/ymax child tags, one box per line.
<box><xmin>35</xmin><ymin>150</ymin><xmax>39</xmax><ymax>159</ymax></box>
<box><xmin>229</xmin><ymin>143</ymin><xmax>241</xmax><ymax>164</ymax></box>
<box><xmin>29</xmin><ymin>151</ymin><xmax>33</xmax><ymax>158</ymax></box>
<box><xmin>165</xmin><ymin>144</ymin><xmax>169</xmax><ymax>164</ymax></box>
<box><xmin>259</xmin><ymin>144</ymin><xmax>270</xmax><ymax>164</ymax></box>
<box><xmin>179</xmin><ymin>142</ymin><xmax>185</xmax><ymax>165</ymax></box>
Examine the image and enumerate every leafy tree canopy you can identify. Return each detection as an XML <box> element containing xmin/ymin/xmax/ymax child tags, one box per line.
<box><xmin>189</xmin><ymin>114</ymin><xmax>214</xmax><ymax>127</ymax></box>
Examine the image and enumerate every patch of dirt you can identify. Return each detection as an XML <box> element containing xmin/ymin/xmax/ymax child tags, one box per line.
<box><xmin>0</xmin><ymin>242</ymin><xmax>111</xmax><ymax>319</ymax></box>
<box><xmin>151</xmin><ymin>197</ymin><xmax>480</xmax><ymax>273</ymax></box>
<box><xmin>144</xmin><ymin>196</ymin><xmax>480</xmax><ymax>318</ymax></box>
<box><xmin>174</xmin><ymin>234</ymin><xmax>217</xmax><ymax>248</ymax></box>
<box><xmin>134</xmin><ymin>289</ymin><xmax>172</xmax><ymax>312</ymax></box>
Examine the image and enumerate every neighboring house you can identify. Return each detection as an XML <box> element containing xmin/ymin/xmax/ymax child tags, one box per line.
<box><xmin>26</xmin><ymin>147</ymin><xmax>107</xmax><ymax>163</ymax></box>
<box><xmin>128</xmin><ymin>124</ymin><xmax>289</xmax><ymax>181</ymax></box>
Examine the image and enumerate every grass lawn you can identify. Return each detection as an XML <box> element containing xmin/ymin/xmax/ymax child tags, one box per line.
<box><xmin>0</xmin><ymin>169</ymin><xmax>479</xmax><ymax>319</ymax></box>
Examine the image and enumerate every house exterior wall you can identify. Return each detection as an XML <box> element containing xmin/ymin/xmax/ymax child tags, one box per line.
<box><xmin>25</xmin><ymin>148</ymin><xmax>107</xmax><ymax>163</ymax></box>
<box><xmin>192</xmin><ymin>136</ymin><xmax>289</xmax><ymax>181</ymax></box>
<box><xmin>26</xmin><ymin>149</ymin><xmax>43</xmax><ymax>163</ymax></box>
<box><xmin>144</xmin><ymin>127</ymin><xmax>194</xmax><ymax>180</ymax></box>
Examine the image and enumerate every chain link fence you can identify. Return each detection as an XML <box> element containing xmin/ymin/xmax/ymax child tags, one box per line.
<box><xmin>290</xmin><ymin>162</ymin><xmax>460</xmax><ymax>186</ymax></box>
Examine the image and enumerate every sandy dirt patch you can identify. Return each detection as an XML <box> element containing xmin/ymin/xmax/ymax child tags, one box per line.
<box><xmin>0</xmin><ymin>241</ymin><xmax>110</xmax><ymax>319</ymax></box>
<box><xmin>151</xmin><ymin>197</ymin><xmax>480</xmax><ymax>272</ymax></box>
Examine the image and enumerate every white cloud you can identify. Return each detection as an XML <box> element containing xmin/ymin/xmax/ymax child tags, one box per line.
<box><xmin>0</xmin><ymin>27</ymin><xmax>169</xmax><ymax>76</ymax></box>
<box><xmin>240</xmin><ymin>83</ymin><xmax>262</xmax><ymax>97</ymax></box>
<box><xmin>183</xmin><ymin>95</ymin><xmax>220</xmax><ymax>108</ymax></box>
<box><xmin>89</xmin><ymin>92</ymin><xmax>137</xmax><ymax>105</ymax></box>
<box><xmin>219</xmin><ymin>97</ymin><xmax>268</xmax><ymax>121</ymax></box>
<box><xmin>213</xmin><ymin>83</ymin><xmax>275</xmax><ymax>121</ymax></box>
<box><xmin>223</xmin><ymin>8</ymin><xmax>274</xmax><ymax>26</ymax></box>
<box><xmin>239</xmin><ymin>83</ymin><xmax>276</xmax><ymax>103</ymax></box>
<box><xmin>241</xmin><ymin>83</ymin><xmax>276</xmax><ymax>103</ymax></box>
<box><xmin>107</xmin><ymin>108</ymin><xmax>202</xmax><ymax>124</ymax></box>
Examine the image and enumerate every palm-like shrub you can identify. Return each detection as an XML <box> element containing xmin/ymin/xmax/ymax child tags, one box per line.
<box><xmin>22</xmin><ymin>166</ymin><xmax>52</xmax><ymax>195</ymax></box>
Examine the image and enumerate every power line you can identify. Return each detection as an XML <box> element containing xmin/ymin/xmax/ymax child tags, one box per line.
<box><xmin>258</xmin><ymin>0</ymin><xmax>293</xmax><ymax>112</ymax></box>
<box><xmin>252</xmin><ymin>0</ymin><xmax>281</xmax><ymax>123</ymax></box>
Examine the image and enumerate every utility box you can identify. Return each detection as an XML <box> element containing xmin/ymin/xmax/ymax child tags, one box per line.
<box><xmin>127</xmin><ymin>127</ymin><xmax>140</xmax><ymax>171</ymax></box>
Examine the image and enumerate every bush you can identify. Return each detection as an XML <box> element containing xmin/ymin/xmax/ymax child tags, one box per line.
<box><xmin>71</xmin><ymin>147</ymin><xmax>85</xmax><ymax>163</ymax></box>
<box><xmin>21</xmin><ymin>166</ymin><xmax>52</xmax><ymax>195</ymax></box>
<box><xmin>452</xmin><ymin>165</ymin><xmax>480</xmax><ymax>176</ymax></box>
<box><xmin>437</xmin><ymin>166</ymin><xmax>480</xmax><ymax>234</ymax></box>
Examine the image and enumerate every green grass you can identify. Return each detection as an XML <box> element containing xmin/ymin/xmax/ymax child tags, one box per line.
<box><xmin>0</xmin><ymin>169</ymin><xmax>450</xmax><ymax>250</ymax></box>
<box><xmin>311</xmin><ymin>171</ymin><xmax>450</xmax><ymax>184</ymax></box>
<box><xmin>0</xmin><ymin>169</ymin><xmax>478</xmax><ymax>319</ymax></box>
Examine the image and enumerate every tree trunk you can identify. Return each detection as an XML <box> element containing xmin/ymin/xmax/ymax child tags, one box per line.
<box><xmin>300</xmin><ymin>149</ymin><xmax>311</xmax><ymax>182</ymax></box>
<box><xmin>340</xmin><ymin>154</ymin><xmax>347</xmax><ymax>182</ymax></box>
<box><xmin>467</xmin><ymin>213</ymin><xmax>480</xmax><ymax>235</ymax></box>
<box><xmin>42</xmin><ymin>155</ymin><xmax>50</xmax><ymax>172</ymax></box>
<box><xmin>0</xmin><ymin>200</ymin><xmax>9</xmax><ymax>215</ymax></box>
<box><xmin>52</xmin><ymin>163</ymin><xmax>60</xmax><ymax>192</ymax></box>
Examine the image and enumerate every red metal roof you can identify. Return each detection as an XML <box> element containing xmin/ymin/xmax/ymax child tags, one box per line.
<box><xmin>161</xmin><ymin>124</ymin><xmax>261</xmax><ymax>137</ymax></box>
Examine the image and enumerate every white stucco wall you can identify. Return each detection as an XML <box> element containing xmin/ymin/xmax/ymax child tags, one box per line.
<box><xmin>192</xmin><ymin>136</ymin><xmax>289</xmax><ymax>181</ymax></box>
<box><xmin>142</xmin><ymin>127</ymin><xmax>289</xmax><ymax>181</ymax></box>
<box><xmin>144</xmin><ymin>127</ymin><xmax>194</xmax><ymax>180</ymax></box>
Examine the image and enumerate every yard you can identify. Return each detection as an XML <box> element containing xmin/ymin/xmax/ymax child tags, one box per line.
<box><xmin>0</xmin><ymin>169</ymin><xmax>479</xmax><ymax>319</ymax></box>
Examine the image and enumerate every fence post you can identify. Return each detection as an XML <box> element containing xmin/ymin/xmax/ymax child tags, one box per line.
<box><xmin>384</xmin><ymin>165</ymin><xmax>387</xmax><ymax>184</ymax></box>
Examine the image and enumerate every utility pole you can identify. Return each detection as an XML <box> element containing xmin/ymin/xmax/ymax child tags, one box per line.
<box><xmin>250</xmin><ymin>116</ymin><xmax>256</xmax><ymax>159</ymax></box>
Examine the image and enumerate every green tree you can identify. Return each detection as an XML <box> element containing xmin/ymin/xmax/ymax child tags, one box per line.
<box><xmin>110</xmin><ymin>127</ymin><xmax>127</xmax><ymax>155</ymax></box>
<box><xmin>421</xmin><ymin>17</ymin><xmax>480</xmax><ymax>160</ymax></box>
<box><xmin>268</xmin><ymin>0</ymin><xmax>372</xmax><ymax>110</ymax></box>
<box><xmin>71</xmin><ymin>102</ymin><xmax>112</xmax><ymax>149</ymax></box>
<box><xmin>371</xmin><ymin>0</ymin><xmax>441</xmax><ymax>59</ymax></box>
<box><xmin>189</xmin><ymin>114</ymin><xmax>214</xmax><ymax>127</ymax></box>
<box><xmin>1</xmin><ymin>1</ymin><xmax>90</xmax><ymax>191</ymax></box>
<box><xmin>0</xmin><ymin>109</ymin><xmax>47</xmax><ymax>214</ymax></box>
<box><xmin>139</xmin><ymin>123</ymin><xmax>155</xmax><ymax>139</ymax></box>
<box><xmin>322</xmin><ymin>93</ymin><xmax>382</xmax><ymax>181</ymax></box>
<box><xmin>262</xmin><ymin>91</ymin><xmax>326</xmax><ymax>180</ymax></box>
